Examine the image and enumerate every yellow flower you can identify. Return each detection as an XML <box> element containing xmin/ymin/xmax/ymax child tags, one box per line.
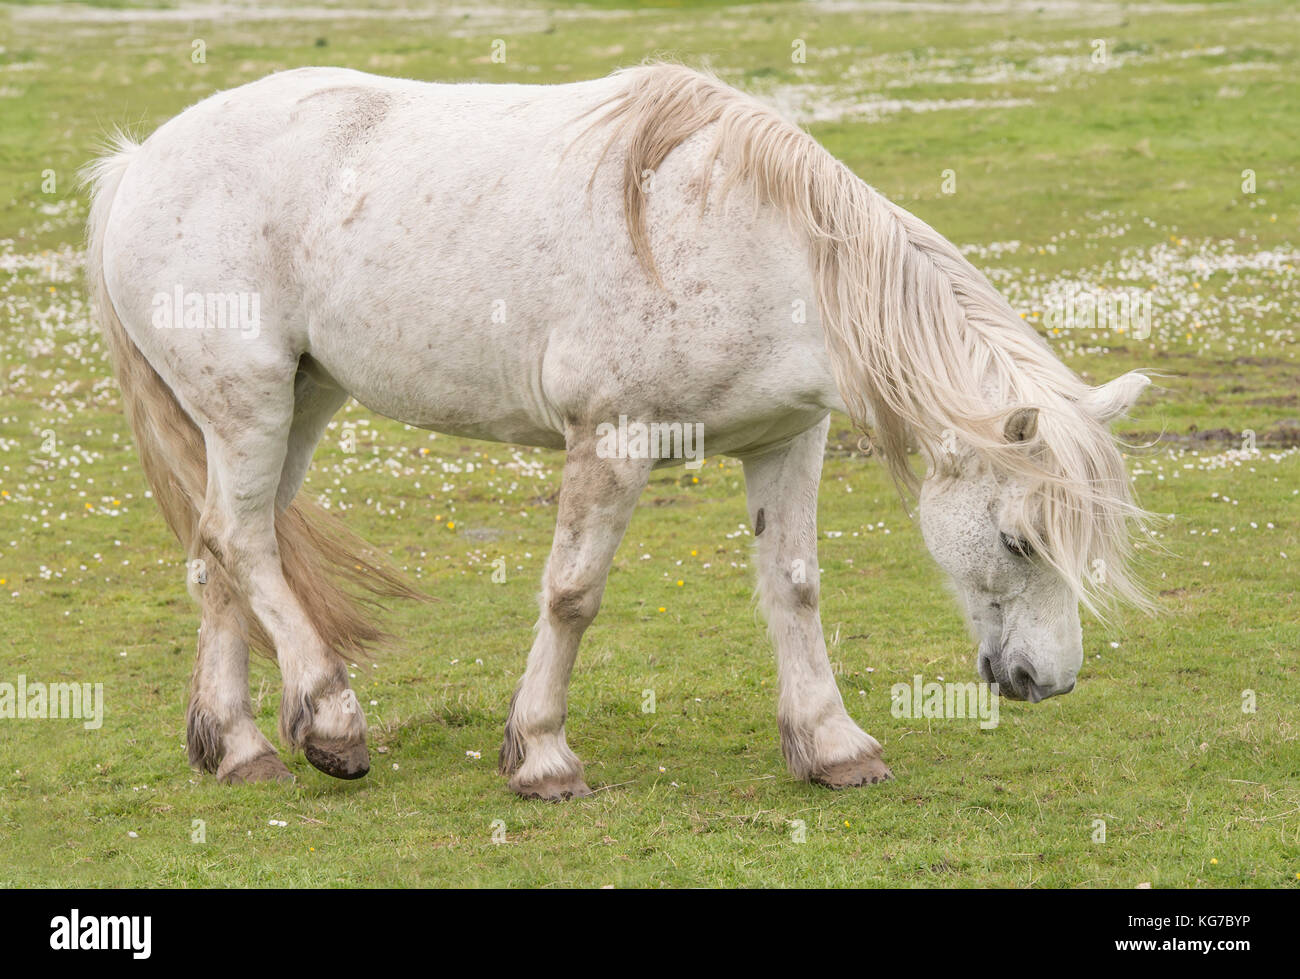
<box><xmin>446</xmin><ymin>521</ymin><xmax>455</xmax><ymax>530</ymax></box>
<box><xmin>675</xmin><ymin>580</ymin><xmax>683</xmax><ymax>587</ymax></box>
<box><xmin>690</xmin><ymin>549</ymin><xmax>697</xmax><ymax>557</ymax></box>
<box><xmin>1210</xmin><ymin>858</ymin><xmax>1218</xmax><ymax>865</ymax></box>
<box><xmin>657</xmin><ymin>606</ymin><xmax>666</xmax><ymax>613</ymax></box>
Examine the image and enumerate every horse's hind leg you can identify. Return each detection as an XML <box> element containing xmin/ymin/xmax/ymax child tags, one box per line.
<box><xmin>187</xmin><ymin>568</ymin><xmax>292</xmax><ymax>784</ymax></box>
<box><xmin>740</xmin><ymin>418</ymin><xmax>893</xmax><ymax>788</ymax></box>
<box><xmin>500</xmin><ymin>429</ymin><xmax>652</xmax><ymax>800</ymax></box>
<box><xmin>197</xmin><ymin>366</ymin><xmax>367</xmax><ymax>779</ymax></box>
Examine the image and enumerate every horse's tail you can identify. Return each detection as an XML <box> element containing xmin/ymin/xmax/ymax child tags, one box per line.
<box><xmin>84</xmin><ymin>135</ymin><xmax>424</xmax><ymax>663</ymax></box>
<box><xmin>84</xmin><ymin>135</ymin><xmax>209</xmax><ymax>562</ymax></box>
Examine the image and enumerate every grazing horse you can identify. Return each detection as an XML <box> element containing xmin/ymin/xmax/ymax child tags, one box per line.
<box><xmin>85</xmin><ymin>64</ymin><xmax>1150</xmax><ymax>799</ymax></box>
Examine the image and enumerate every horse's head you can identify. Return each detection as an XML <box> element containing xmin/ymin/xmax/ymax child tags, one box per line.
<box><xmin>917</xmin><ymin>372</ymin><xmax>1151</xmax><ymax>702</ymax></box>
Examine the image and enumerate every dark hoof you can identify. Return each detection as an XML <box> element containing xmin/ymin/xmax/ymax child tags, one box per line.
<box><xmin>304</xmin><ymin>737</ymin><xmax>370</xmax><ymax>780</ymax></box>
<box><xmin>810</xmin><ymin>753</ymin><xmax>894</xmax><ymax>789</ymax></box>
<box><xmin>219</xmin><ymin>751</ymin><xmax>295</xmax><ymax>786</ymax></box>
<box><xmin>509</xmin><ymin>772</ymin><xmax>594</xmax><ymax>802</ymax></box>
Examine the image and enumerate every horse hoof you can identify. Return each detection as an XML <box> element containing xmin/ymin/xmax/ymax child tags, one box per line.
<box><xmin>304</xmin><ymin>737</ymin><xmax>370</xmax><ymax>780</ymax></box>
<box><xmin>218</xmin><ymin>751</ymin><xmax>295</xmax><ymax>785</ymax></box>
<box><xmin>811</xmin><ymin>753</ymin><xmax>894</xmax><ymax>789</ymax></box>
<box><xmin>509</xmin><ymin>773</ymin><xmax>594</xmax><ymax>801</ymax></box>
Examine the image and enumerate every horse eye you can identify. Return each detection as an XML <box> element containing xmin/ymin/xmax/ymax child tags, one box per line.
<box><xmin>999</xmin><ymin>531</ymin><xmax>1034</xmax><ymax>558</ymax></box>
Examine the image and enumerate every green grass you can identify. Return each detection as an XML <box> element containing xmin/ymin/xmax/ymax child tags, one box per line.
<box><xmin>0</xmin><ymin>0</ymin><xmax>1296</xmax><ymax>888</ymax></box>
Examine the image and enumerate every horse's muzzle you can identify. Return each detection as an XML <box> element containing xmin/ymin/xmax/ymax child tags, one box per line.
<box><xmin>977</xmin><ymin>643</ymin><xmax>1076</xmax><ymax>703</ymax></box>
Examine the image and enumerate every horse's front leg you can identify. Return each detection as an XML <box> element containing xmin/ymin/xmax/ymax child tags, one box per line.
<box><xmin>741</xmin><ymin>418</ymin><xmax>893</xmax><ymax>788</ymax></box>
<box><xmin>499</xmin><ymin>430</ymin><xmax>652</xmax><ymax>800</ymax></box>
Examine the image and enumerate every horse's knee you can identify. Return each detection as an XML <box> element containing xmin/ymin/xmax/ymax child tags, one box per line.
<box><xmin>546</xmin><ymin>582</ymin><xmax>600</xmax><ymax>626</ymax></box>
<box><xmin>762</xmin><ymin>572</ymin><xmax>818</xmax><ymax>612</ymax></box>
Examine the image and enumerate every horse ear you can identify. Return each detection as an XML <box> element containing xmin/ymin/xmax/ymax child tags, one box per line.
<box><xmin>1003</xmin><ymin>407</ymin><xmax>1039</xmax><ymax>443</ymax></box>
<box><xmin>1082</xmin><ymin>371</ymin><xmax>1150</xmax><ymax>424</ymax></box>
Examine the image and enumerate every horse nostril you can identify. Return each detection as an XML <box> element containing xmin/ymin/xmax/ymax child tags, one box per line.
<box><xmin>1009</xmin><ymin>664</ymin><xmax>1033</xmax><ymax>698</ymax></box>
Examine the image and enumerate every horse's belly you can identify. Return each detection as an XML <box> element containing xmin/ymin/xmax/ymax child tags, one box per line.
<box><xmin>306</xmin><ymin>318</ymin><xmax>567</xmax><ymax>450</ymax></box>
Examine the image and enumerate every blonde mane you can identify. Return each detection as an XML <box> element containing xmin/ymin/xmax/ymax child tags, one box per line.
<box><xmin>586</xmin><ymin>63</ymin><xmax>1151</xmax><ymax>616</ymax></box>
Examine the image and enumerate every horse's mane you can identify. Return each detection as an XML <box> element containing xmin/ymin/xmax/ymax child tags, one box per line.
<box><xmin>584</xmin><ymin>62</ymin><xmax>1152</xmax><ymax>616</ymax></box>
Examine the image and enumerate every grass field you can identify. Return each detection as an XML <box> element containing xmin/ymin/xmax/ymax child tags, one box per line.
<box><xmin>0</xmin><ymin>0</ymin><xmax>1297</xmax><ymax>888</ymax></box>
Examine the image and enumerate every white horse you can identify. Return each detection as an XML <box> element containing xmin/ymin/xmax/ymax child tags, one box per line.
<box><xmin>85</xmin><ymin>64</ymin><xmax>1150</xmax><ymax>799</ymax></box>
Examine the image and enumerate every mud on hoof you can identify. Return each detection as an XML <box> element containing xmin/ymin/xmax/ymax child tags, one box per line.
<box><xmin>304</xmin><ymin>737</ymin><xmax>370</xmax><ymax>780</ymax></box>
<box><xmin>810</xmin><ymin>753</ymin><xmax>894</xmax><ymax>789</ymax></box>
<box><xmin>218</xmin><ymin>751</ymin><xmax>295</xmax><ymax>786</ymax></box>
<box><xmin>509</xmin><ymin>772</ymin><xmax>594</xmax><ymax>802</ymax></box>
